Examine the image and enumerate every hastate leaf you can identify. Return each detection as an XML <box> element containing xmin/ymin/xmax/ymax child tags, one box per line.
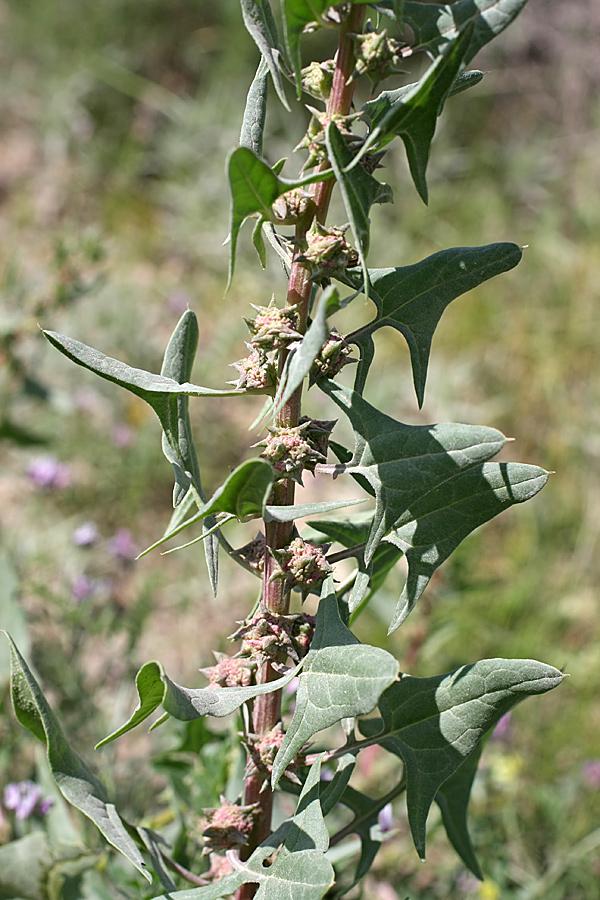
<box><xmin>3</xmin><ymin>632</ymin><xmax>150</xmax><ymax>882</ymax></box>
<box><xmin>403</xmin><ymin>0</ymin><xmax>530</xmax><ymax>63</ymax></box>
<box><xmin>434</xmin><ymin>739</ymin><xmax>485</xmax><ymax>879</ymax></box>
<box><xmin>320</xmin><ymin>381</ymin><xmax>547</xmax><ymax>631</ymax></box>
<box><xmin>359</xmin><ymin>658</ymin><xmax>564</xmax><ymax>860</ymax></box>
<box><xmin>272</xmin><ymin>576</ymin><xmax>399</xmax><ymax>785</ymax></box>
<box><xmin>345</xmin><ymin>242</ymin><xmax>522</xmax><ymax>404</ymax></box>
<box><xmin>362</xmin><ymin>23</ymin><xmax>474</xmax><ymax>202</ymax></box>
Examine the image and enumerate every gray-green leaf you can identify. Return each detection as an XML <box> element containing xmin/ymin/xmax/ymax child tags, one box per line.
<box><xmin>272</xmin><ymin>576</ymin><xmax>399</xmax><ymax>785</ymax></box>
<box><xmin>359</xmin><ymin>657</ymin><xmax>564</xmax><ymax>860</ymax></box>
<box><xmin>240</xmin><ymin>0</ymin><xmax>289</xmax><ymax>109</ymax></box>
<box><xmin>3</xmin><ymin>632</ymin><xmax>150</xmax><ymax>882</ymax></box>
<box><xmin>362</xmin><ymin>70</ymin><xmax>484</xmax><ymax>131</ymax></box>
<box><xmin>434</xmin><ymin>739</ymin><xmax>485</xmax><ymax>879</ymax></box>
<box><xmin>345</xmin><ymin>242</ymin><xmax>522</xmax><ymax>404</ymax></box>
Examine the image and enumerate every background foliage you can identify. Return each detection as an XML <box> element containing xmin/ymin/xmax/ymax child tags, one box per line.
<box><xmin>1</xmin><ymin>0</ymin><xmax>599</xmax><ymax>897</ymax></box>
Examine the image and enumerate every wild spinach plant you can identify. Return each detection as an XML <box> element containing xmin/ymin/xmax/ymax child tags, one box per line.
<box><xmin>4</xmin><ymin>1</ymin><xmax>565</xmax><ymax>897</ymax></box>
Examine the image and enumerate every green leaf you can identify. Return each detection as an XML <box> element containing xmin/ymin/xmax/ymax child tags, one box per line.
<box><xmin>0</xmin><ymin>554</ymin><xmax>29</xmax><ymax>682</ymax></box>
<box><xmin>227</xmin><ymin>147</ymin><xmax>334</xmax><ymax>285</ymax></box>
<box><xmin>359</xmin><ymin>658</ymin><xmax>564</xmax><ymax>860</ymax></box>
<box><xmin>363</xmin><ymin>23</ymin><xmax>474</xmax><ymax>202</ymax></box>
<box><xmin>362</xmin><ymin>70</ymin><xmax>485</xmax><ymax>130</ymax></box>
<box><xmin>345</xmin><ymin>242</ymin><xmax>522</xmax><ymax>404</ymax></box>
<box><xmin>272</xmin><ymin>577</ymin><xmax>399</xmax><ymax>785</ymax></box>
<box><xmin>240</xmin><ymin>0</ymin><xmax>289</xmax><ymax>109</ymax></box>
<box><xmin>201</xmin><ymin>458</ymin><xmax>275</xmax><ymax>520</ymax></box>
<box><xmin>240</xmin><ymin>58</ymin><xmax>270</xmax><ymax>156</ymax></box>
<box><xmin>320</xmin><ymin>381</ymin><xmax>547</xmax><ymax>630</ymax></box>
<box><xmin>274</xmin><ymin>285</ymin><xmax>341</xmax><ymax>415</ymax></box>
<box><xmin>403</xmin><ymin>0</ymin><xmax>530</xmax><ymax>63</ymax></box>
<box><xmin>434</xmin><ymin>740</ymin><xmax>485</xmax><ymax>879</ymax></box>
<box><xmin>3</xmin><ymin>632</ymin><xmax>150</xmax><ymax>882</ymax></box>
<box><xmin>264</xmin><ymin>497</ymin><xmax>365</xmax><ymax>523</ymax></box>
<box><xmin>280</xmin><ymin>0</ymin><xmax>339</xmax><ymax>95</ymax></box>
<box><xmin>97</xmin><ymin>658</ymin><xmax>303</xmax><ymax>746</ymax></box>
<box><xmin>0</xmin><ymin>832</ymin><xmax>53</xmax><ymax>900</ymax></box>
<box><xmin>325</xmin><ymin>121</ymin><xmax>393</xmax><ymax>292</ymax></box>
<box><xmin>329</xmin><ymin>784</ymin><xmax>393</xmax><ymax>893</ymax></box>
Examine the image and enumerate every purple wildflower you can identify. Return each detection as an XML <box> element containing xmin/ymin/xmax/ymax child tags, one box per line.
<box><xmin>377</xmin><ymin>802</ymin><xmax>394</xmax><ymax>833</ymax></box>
<box><xmin>72</xmin><ymin>522</ymin><xmax>99</xmax><ymax>547</ymax></box>
<box><xmin>581</xmin><ymin>760</ymin><xmax>600</xmax><ymax>789</ymax></box>
<box><xmin>491</xmin><ymin>712</ymin><xmax>512</xmax><ymax>741</ymax></box>
<box><xmin>3</xmin><ymin>781</ymin><xmax>53</xmax><ymax>820</ymax></box>
<box><xmin>71</xmin><ymin>573</ymin><xmax>98</xmax><ymax>603</ymax></box>
<box><xmin>108</xmin><ymin>528</ymin><xmax>138</xmax><ymax>561</ymax></box>
<box><xmin>111</xmin><ymin>425</ymin><xmax>135</xmax><ymax>448</ymax></box>
<box><xmin>26</xmin><ymin>455</ymin><xmax>70</xmax><ymax>490</ymax></box>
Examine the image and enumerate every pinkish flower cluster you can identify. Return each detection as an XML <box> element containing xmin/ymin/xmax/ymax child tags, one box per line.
<box><xmin>297</xmin><ymin>221</ymin><xmax>359</xmax><ymax>281</ymax></box>
<box><xmin>199</xmin><ymin>652</ymin><xmax>256</xmax><ymax>689</ymax></box>
<box><xmin>230</xmin><ymin>606</ymin><xmax>316</xmax><ymax>665</ymax></box>
<box><xmin>350</xmin><ymin>26</ymin><xmax>408</xmax><ymax>87</ymax></box>
<box><xmin>232</xmin><ymin>533</ymin><xmax>266</xmax><ymax>576</ymax></box>
<box><xmin>202</xmin><ymin>797</ymin><xmax>258</xmax><ymax>853</ymax></box>
<box><xmin>244</xmin><ymin>299</ymin><xmax>301</xmax><ymax>352</ymax></box>
<box><xmin>26</xmin><ymin>455</ymin><xmax>70</xmax><ymax>490</ymax></box>
<box><xmin>296</xmin><ymin>108</ymin><xmax>360</xmax><ymax>169</ymax></box>
<box><xmin>230</xmin><ymin>349</ymin><xmax>276</xmax><ymax>392</ymax></box>
<box><xmin>272</xmin><ymin>188</ymin><xmax>314</xmax><ymax>226</ymax></box>
<box><xmin>310</xmin><ymin>331</ymin><xmax>353</xmax><ymax>384</ymax></box>
<box><xmin>275</xmin><ymin>537</ymin><xmax>333</xmax><ymax>597</ymax></box>
<box><xmin>256</xmin><ymin>418</ymin><xmax>335</xmax><ymax>484</ymax></box>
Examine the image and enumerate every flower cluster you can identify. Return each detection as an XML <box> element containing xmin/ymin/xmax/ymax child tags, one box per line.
<box><xmin>199</xmin><ymin>652</ymin><xmax>256</xmax><ymax>689</ymax></box>
<box><xmin>296</xmin><ymin>107</ymin><xmax>360</xmax><ymax>169</ymax></box>
<box><xmin>202</xmin><ymin>797</ymin><xmax>258</xmax><ymax>853</ymax></box>
<box><xmin>230</xmin><ymin>605</ymin><xmax>316</xmax><ymax>666</ymax></box>
<box><xmin>230</xmin><ymin>349</ymin><xmax>277</xmax><ymax>392</ymax></box>
<box><xmin>232</xmin><ymin>532</ymin><xmax>266</xmax><ymax>576</ymax></box>
<box><xmin>274</xmin><ymin>537</ymin><xmax>333</xmax><ymax>597</ymax></box>
<box><xmin>301</xmin><ymin>59</ymin><xmax>335</xmax><ymax>101</ymax></box>
<box><xmin>310</xmin><ymin>331</ymin><xmax>353</xmax><ymax>384</ymax></box>
<box><xmin>244</xmin><ymin>724</ymin><xmax>303</xmax><ymax>787</ymax></box>
<box><xmin>272</xmin><ymin>188</ymin><xmax>314</xmax><ymax>226</ymax></box>
<box><xmin>244</xmin><ymin>298</ymin><xmax>301</xmax><ymax>352</ymax></box>
<box><xmin>298</xmin><ymin>221</ymin><xmax>359</xmax><ymax>282</ymax></box>
<box><xmin>3</xmin><ymin>781</ymin><xmax>54</xmax><ymax>820</ymax></box>
<box><xmin>351</xmin><ymin>25</ymin><xmax>408</xmax><ymax>88</ymax></box>
<box><xmin>256</xmin><ymin>418</ymin><xmax>335</xmax><ymax>484</ymax></box>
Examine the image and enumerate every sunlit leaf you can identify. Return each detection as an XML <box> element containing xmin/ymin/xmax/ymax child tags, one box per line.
<box><xmin>362</xmin><ymin>70</ymin><xmax>484</xmax><ymax>130</ymax></box>
<box><xmin>272</xmin><ymin>577</ymin><xmax>399</xmax><ymax>785</ymax></box>
<box><xmin>3</xmin><ymin>632</ymin><xmax>151</xmax><ymax>882</ymax></box>
<box><xmin>280</xmin><ymin>0</ymin><xmax>339</xmax><ymax>95</ymax></box>
<box><xmin>359</xmin><ymin>658</ymin><xmax>564</xmax><ymax>859</ymax></box>
<box><xmin>264</xmin><ymin>497</ymin><xmax>364</xmax><ymax>523</ymax></box>
<box><xmin>344</xmin><ymin>242</ymin><xmax>522</xmax><ymax>404</ymax></box>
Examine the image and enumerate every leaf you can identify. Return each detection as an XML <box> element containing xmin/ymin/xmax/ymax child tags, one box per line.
<box><xmin>240</xmin><ymin>57</ymin><xmax>270</xmax><ymax>156</ymax></box>
<box><xmin>330</xmin><ymin>785</ymin><xmax>389</xmax><ymax>893</ymax></box>
<box><xmin>227</xmin><ymin>147</ymin><xmax>334</xmax><ymax>285</ymax></box>
<box><xmin>240</xmin><ymin>0</ymin><xmax>290</xmax><ymax>109</ymax></box>
<box><xmin>280</xmin><ymin>0</ymin><xmax>338</xmax><ymax>95</ymax></box>
<box><xmin>325</xmin><ymin>122</ymin><xmax>393</xmax><ymax>295</ymax></box>
<box><xmin>264</xmin><ymin>497</ymin><xmax>365</xmax><ymax>522</ymax></box>
<box><xmin>320</xmin><ymin>381</ymin><xmax>547</xmax><ymax>630</ymax></box>
<box><xmin>272</xmin><ymin>576</ymin><xmax>399</xmax><ymax>785</ymax></box>
<box><xmin>0</xmin><ymin>554</ymin><xmax>29</xmax><ymax>682</ymax></box>
<box><xmin>359</xmin><ymin>658</ymin><xmax>564</xmax><ymax>860</ymax></box>
<box><xmin>2</xmin><ymin>632</ymin><xmax>151</xmax><ymax>882</ymax></box>
<box><xmin>434</xmin><ymin>740</ymin><xmax>485</xmax><ymax>879</ymax></box>
<box><xmin>200</xmin><ymin>458</ymin><xmax>275</xmax><ymax>521</ymax></box>
<box><xmin>0</xmin><ymin>832</ymin><xmax>53</xmax><ymax>900</ymax></box>
<box><xmin>274</xmin><ymin>285</ymin><xmax>341</xmax><ymax>416</ymax></box>
<box><xmin>344</xmin><ymin>242</ymin><xmax>522</xmax><ymax>404</ymax></box>
<box><xmin>403</xmin><ymin>0</ymin><xmax>530</xmax><ymax>63</ymax></box>
<box><xmin>362</xmin><ymin>23</ymin><xmax>474</xmax><ymax>202</ymax></box>
<box><xmin>96</xmin><ymin>659</ymin><xmax>303</xmax><ymax>746</ymax></box>
<box><xmin>362</xmin><ymin>70</ymin><xmax>485</xmax><ymax>130</ymax></box>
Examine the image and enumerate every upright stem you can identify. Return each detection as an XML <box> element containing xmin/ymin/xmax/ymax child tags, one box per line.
<box><xmin>237</xmin><ymin>8</ymin><xmax>365</xmax><ymax>896</ymax></box>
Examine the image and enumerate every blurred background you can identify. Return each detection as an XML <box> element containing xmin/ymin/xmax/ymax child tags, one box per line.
<box><xmin>0</xmin><ymin>1</ymin><xmax>599</xmax><ymax>897</ymax></box>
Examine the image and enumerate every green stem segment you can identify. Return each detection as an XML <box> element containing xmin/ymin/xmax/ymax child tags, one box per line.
<box><xmin>237</xmin><ymin>6</ymin><xmax>366</xmax><ymax>895</ymax></box>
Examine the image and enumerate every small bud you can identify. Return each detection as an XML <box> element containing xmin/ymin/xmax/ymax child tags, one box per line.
<box><xmin>296</xmin><ymin>107</ymin><xmax>361</xmax><ymax>169</ymax></box>
<box><xmin>230</xmin><ymin>349</ymin><xmax>277</xmax><ymax>392</ymax></box>
<box><xmin>232</xmin><ymin>533</ymin><xmax>266</xmax><ymax>576</ymax></box>
<box><xmin>301</xmin><ymin>59</ymin><xmax>335</xmax><ymax>101</ymax></box>
<box><xmin>255</xmin><ymin>418</ymin><xmax>332</xmax><ymax>484</ymax></box>
<box><xmin>351</xmin><ymin>25</ymin><xmax>408</xmax><ymax>88</ymax></box>
<box><xmin>272</xmin><ymin>188</ymin><xmax>314</xmax><ymax>226</ymax></box>
<box><xmin>244</xmin><ymin>297</ymin><xmax>302</xmax><ymax>351</ymax></box>
<box><xmin>310</xmin><ymin>330</ymin><xmax>353</xmax><ymax>384</ymax></box>
<box><xmin>274</xmin><ymin>537</ymin><xmax>334</xmax><ymax>597</ymax></box>
<box><xmin>230</xmin><ymin>606</ymin><xmax>316</xmax><ymax>665</ymax></box>
<box><xmin>298</xmin><ymin>221</ymin><xmax>359</xmax><ymax>282</ymax></box>
<box><xmin>202</xmin><ymin>798</ymin><xmax>258</xmax><ymax>853</ymax></box>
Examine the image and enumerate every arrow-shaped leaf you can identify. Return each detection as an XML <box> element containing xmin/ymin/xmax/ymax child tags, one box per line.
<box><xmin>434</xmin><ymin>739</ymin><xmax>485</xmax><ymax>879</ymax></box>
<box><xmin>3</xmin><ymin>632</ymin><xmax>151</xmax><ymax>882</ymax></box>
<box><xmin>362</xmin><ymin>23</ymin><xmax>474</xmax><ymax>202</ymax></box>
<box><xmin>403</xmin><ymin>0</ymin><xmax>530</xmax><ymax>63</ymax></box>
<box><xmin>272</xmin><ymin>577</ymin><xmax>399</xmax><ymax>785</ymax></box>
<box><xmin>345</xmin><ymin>242</ymin><xmax>522</xmax><ymax>404</ymax></box>
<box><xmin>240</xmin><ymin>0</ymin><xmax>289</xmax><ymax>110</ymax></box>
<box><xmin>320</xmin><ymin>381</ymin><xmax>547</xmax><ymax>630</ymax></box>
<box><xmin>359</xmin><ymin>658</ymin><xmax>564</xmax><ymax>860</ymax></box>
<box><xmin>97</xmin><ymin>658</ymin><xmax>303</xmax><ymax>747</ymax></box>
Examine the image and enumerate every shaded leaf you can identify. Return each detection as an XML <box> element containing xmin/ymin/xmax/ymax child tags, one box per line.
<box><xmin>320</xmin><ymin>381</ymin><xmax>547</xmax><ymax>630</ymax></box>
<box><xmin>359</xmin><ymin>658</ymin><xmax>564</xmax><ymax>860</ymax></box>
<box><xmin>280</xmin><ymin>0</ymin><xmax>339</xmax><ymax>95</ymax></box>
<box><xmin>325</xmin><ymin>121</ymin><xmax>393</xmax><ymax>292</ymax></box>
<box><xmin>403</xmin><ymin>0</ymin><xmax>530</xmax><ymax>63</ymax></box>
<box><xmin>240</xmin><ymin>0</ymin><xmax>289</xmax><ymax>109</ymax></box>
<box><xmin>272</xmin><ymin>577</ymin><xmax>399</xmax><ymax>785</ymax></box>
<box><xmin>3</xmin><ymin>632</ymin><xmax>150</xmax><ymax>881</ymax></box>
<box><xmin>362</xmin><ymin>24</ymin><xmax>474</xmax><ymax>202</ymax></box>
<box><xmin>345</xmin><ymin>242</ymin><xmax>522</xmax><ymax>404</ymax></box>
<box><xmin>435</xmin><ymin>740</ymin><xmax>485</xmax><ymax>879</ymax></box>
<box><xmin>97</xmin><ymin>659</ymin><xmax>303</xmax><ymax>746</ymax></box>
<box><xmin>199</xmin><ymin>458</ymin><xmax>275</xmax><ymax>521</ymax></box>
